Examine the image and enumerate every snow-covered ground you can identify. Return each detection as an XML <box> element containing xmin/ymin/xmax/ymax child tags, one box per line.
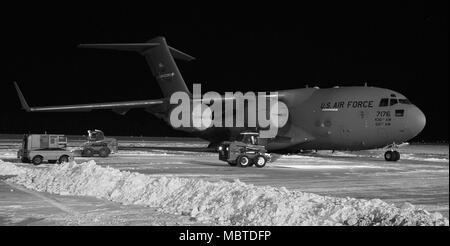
<box><xmin>0</xmin><ymin>160</ymin><xmax>447</xmax><ymax>226</ymax></box>
<box><xmin>0</xmin><ymin>139</ymin><xmax>448</xmax><ymax>225</ymax></box>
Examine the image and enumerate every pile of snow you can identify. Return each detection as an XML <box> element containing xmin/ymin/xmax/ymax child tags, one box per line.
<box><xmin>0</xmin><ymin>160</ymin><xmax>448</xmax><ymax>226</ymax></box>
<box><xmin>0</xmin><ymin>160</ymin><xmax>28</xmax><ymax>175</ymax></box>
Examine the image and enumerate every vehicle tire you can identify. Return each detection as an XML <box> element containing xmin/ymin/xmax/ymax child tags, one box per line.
<box><xmin>32</xmin><ymin>156</ymin><xmax>43</xmax><ymax>165</ymax></box>
<box><xmin>237</xmin><ymin>155</ymin><xmax>251</xmax><ymax>168</ymax></box>
<box><xmin>227</xmin><ymin>161</ymin><xmax>237</xmax><ymax>166</ymax></box>
<box><xmin>58</xmin><ymin>155</ymin><xmax>69</xmax><ymax>164</ymax></box>
<box><xmin>82</xmin><ymin>148</ymin><xmax>94</xmax><ymax>157</ymax></box>
<box><xmin>254</xmin><ymin>155</ymin><xmax>267</xmax><ymax>168</ymax></box>
<box><xmin>99</xmin><ymin>147</ymin><xmax>110</xmax><ymax>157</ymax></box>
<box><xmin>17</xmin><ymin>149</ymin><xmax>23</xmax><ymax>159</ymax></box>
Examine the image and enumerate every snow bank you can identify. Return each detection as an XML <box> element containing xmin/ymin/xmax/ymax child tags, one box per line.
<box><xmin>0</xmin><ymin>160</ymin><xmax>448</xmax><ymax>226</ymax></box>
<box><xmin>0</xmin><ymin>160</ymin><xmax>28</xmax><ymax>175</ymax></box>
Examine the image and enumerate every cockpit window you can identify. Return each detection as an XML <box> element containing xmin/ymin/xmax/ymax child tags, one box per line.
<box><xmin>398</xmin><ymin>99</ymin><xmax>412</xmax><ymax>104</ymax></box>
<box><xmin>390</xmin><ymin>99</ymin><xmax>398</xmax><ymax>106</ymax></box>
<box><xmin>379</xmin><ymin>98</ymin><xmax>389</xmax><ymax>107</ymax></box>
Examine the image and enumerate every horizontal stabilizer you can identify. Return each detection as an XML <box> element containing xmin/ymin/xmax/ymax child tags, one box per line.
<box><xmin>78</xmin><ymin>43</ymin><xmax>160</xmax><ymax>53</ymax></box>
<box><xmin>167</xmin><ymin>45</ymin><xmax>196</xmax><ymax>61</ymax></box>
<box><xmin>79</xmin><ymin>36</ymin><xmax>193</xmax><ymax>98</ymax></box>
<box><xmin>79</xmin><ymin>43</ymin><xmax>195</xmax><ymax>61</ymax></box>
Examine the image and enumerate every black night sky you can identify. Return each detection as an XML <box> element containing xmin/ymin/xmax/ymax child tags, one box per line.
<box><xmin>1</xmin><ymin>2</ymin><xmax>448</xmax><ymax>141</ymax></box>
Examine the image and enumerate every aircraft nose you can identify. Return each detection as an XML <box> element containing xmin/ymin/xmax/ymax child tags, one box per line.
<box><xmin>408</xmin><ymin>106</ymin><xmax>426</xmax><ymax>137</ymax></box>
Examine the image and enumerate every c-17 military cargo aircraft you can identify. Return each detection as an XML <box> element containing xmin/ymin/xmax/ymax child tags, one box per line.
<box><xmin>14</xmin><ymin>36</ymin><xmax>426</xmax><ymax>161</ymax></box>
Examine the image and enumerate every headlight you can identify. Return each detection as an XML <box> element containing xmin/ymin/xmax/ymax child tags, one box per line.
<box><xmin>218</xmin><ymin>146</ymin><xmax>223</xmax><ymax>151</ymax></box>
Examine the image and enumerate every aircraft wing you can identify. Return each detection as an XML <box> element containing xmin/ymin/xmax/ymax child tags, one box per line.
<box><xmin>14</xmin><ymin>82</ymin><xmax>166</xmax><ymax>114</ymax></box>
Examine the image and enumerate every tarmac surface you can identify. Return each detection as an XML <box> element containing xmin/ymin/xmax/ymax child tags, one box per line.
<box><xmin>0</xmin><ymin>136</ymin><xmax>448</xmax><ymax>225</ymax></box>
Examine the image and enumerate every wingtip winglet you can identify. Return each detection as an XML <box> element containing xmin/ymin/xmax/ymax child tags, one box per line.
<box><xmin>13</xmin><ymin>82</ymin><xmax>31</xmax><ymax>112</ymax></box>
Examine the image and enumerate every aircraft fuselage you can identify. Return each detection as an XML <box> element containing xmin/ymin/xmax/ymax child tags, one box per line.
<box><xmin>192</xmin><ymin>86</ymin><xmax>426</xmax><ymax>153</ymax></box>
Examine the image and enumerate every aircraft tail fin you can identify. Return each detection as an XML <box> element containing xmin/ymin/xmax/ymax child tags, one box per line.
<box><xmin>79</xmin><ymin>36</ymin><xmax>194</xmax><ymax>98</ymax></box>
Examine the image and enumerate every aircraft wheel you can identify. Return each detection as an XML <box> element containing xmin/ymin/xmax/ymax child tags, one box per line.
<box><xmin>82</xmin><ymin>148</ymin><xmax>94</xmax><ymax>157</ymax></box>
<box><xmin>384</xmin><ymin>151</ymin><xmax>393</xmax><ymax>161</ymax></box>
<box><xmin>254</xmin><ymin>155</ymin><xmax>267</xmax><ymax>168</ymax></box>
<box><xmin>393</xmin><ymin>151</ymin><xmax>400</xmax><ymax>161</ymax></box>
<box><xmin>58</xmin><ymin>155</ymin><xmax>70</xmax><ymax>164</ymax></box>
<box><xmin>384</xmin><ymin>151</ymin><xmax>400</xmax><ymax>161</ymax></box>
<box><xmin>32</xmin><ymin>155</ymin><xmax>43</xmax><ymax>165</ymax></box>
<box><xmin>237</xmin><ymin>155</ymin><xmax>251</xmax><ymax>168</ymax></box>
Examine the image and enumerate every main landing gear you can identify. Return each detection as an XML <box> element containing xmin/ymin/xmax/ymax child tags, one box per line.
<box><xmin>384</xmin><ymin>143</ymin><xmax>401</xmax><ymax>162</ymax></box>
<box><xmin>384</xmin><ymin>150</ymin><xmax>400</xmax><ymax>161</ymax></box>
